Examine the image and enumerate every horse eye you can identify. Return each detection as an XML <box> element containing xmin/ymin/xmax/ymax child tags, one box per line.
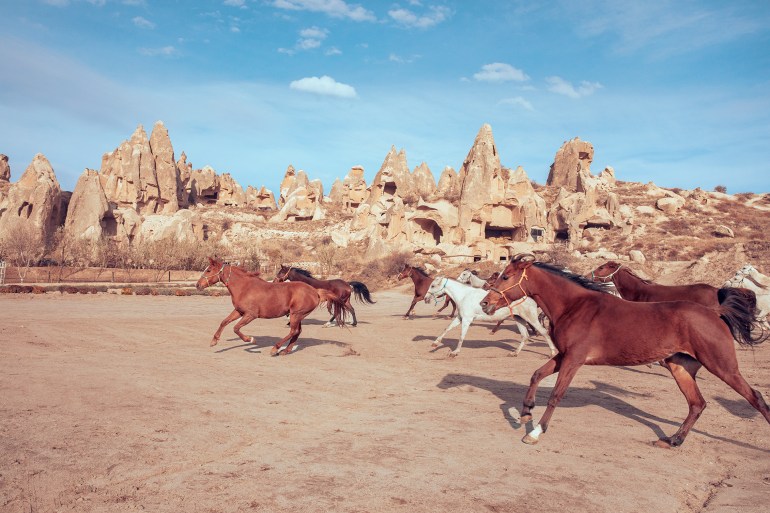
<box><xmin>502</xmin><ymin>274</ymin><xmax>508</xmax><ymax>280</ymax></box>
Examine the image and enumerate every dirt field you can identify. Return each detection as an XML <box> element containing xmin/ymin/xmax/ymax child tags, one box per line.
<box><xmin>1</xmin><ymin>286</ymin><xmax>769</xmax><ymax>513</ymax></box>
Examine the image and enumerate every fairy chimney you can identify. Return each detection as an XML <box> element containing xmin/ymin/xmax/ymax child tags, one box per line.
<box><xmin>148</xmin><ymin>121</ymin><xmax>182</xmax><ymax>214</ymax></box>
<box><xmin>412</xmin><ymin>162</ymin><xmax>437</xmax><ymax>200</ymax></box>
<box><xmin>64</xmin><ymin>168</ymin><xmax>111</xmax><ymax>241</ymax></box>
<box><xmin>367</xmin><ymin>147</ymin><xmax>415</xmax><ymax>205</ymax></box>
<box><xmin>546</xmin><ymin>137</ymin><xmax>594</xmax><ymax>190</ymax></box>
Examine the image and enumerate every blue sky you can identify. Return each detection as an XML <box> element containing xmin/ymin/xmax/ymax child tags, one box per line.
<box><xmin>1</xmin><ymin>0</ymin><xmax>769</xmax><ymax>195</ymax></box>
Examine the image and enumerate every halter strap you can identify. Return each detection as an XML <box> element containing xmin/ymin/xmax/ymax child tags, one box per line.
<box><xmin>592</xmin><ymin>264</ymin><xmax>622</xmax><ymax>283</ymax></box>
<box><xmin>279</xmin><ymin>267</ymin><xmax>292</xmax><ymax>281</ymax></box>
<box><xmin>489</xmin><ymin>267</ymin><xmax>530</xmax><ymax>316</ymax></box>
<box><xmin>202</xmin><ymin>263</ymin><xmax>233</xmax><ymax>288</ymax></box>
<box><xmin>426</xmin><ymin>277</ymin><xmax>449</xmax><ymax>304</ymax></box>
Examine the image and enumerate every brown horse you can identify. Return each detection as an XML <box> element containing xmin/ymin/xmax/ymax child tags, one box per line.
<box><xmin>273</xmin><ymin>265</ymin><xmax>374</xmax><ymax>327</ymax></box>
<box><xmin>480</xmin><ymin>254</ymin><xmax>769</xmax><ymax>447</ymax></box>
<box><xmin>397</xmin><ymin>263</ymin><xmax>456</xmax><ymax>319</ymax></box>
<box><xmin>197</xmin><ymin>258</ymin><xmax>351</xmax><ymax>356</ymax></box>
<box><xmin>590</xmin><ymin>261</ymin><xmax>744</xmax><ymax>307</ymax></box>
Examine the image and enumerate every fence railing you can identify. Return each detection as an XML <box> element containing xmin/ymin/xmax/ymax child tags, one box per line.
<box><xmin>0</xmin><ymin>260</ymin><xmax>6</xmax><ymax>285</ymax></box>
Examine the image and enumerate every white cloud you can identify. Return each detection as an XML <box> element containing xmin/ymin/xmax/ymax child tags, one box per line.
<box><xmin>43</xmin><ymin>0</ymin><xmax>70</xmax><ymax>6</ymax></box>
<box><xmin>289</xmin><ymin>75</ymin><xmax>357</xmax><ymax>98</ymax></box>
<box><xmin>297</xmin><ymin>38</ymin><xmax>321</xmax><ymax>49</ymax></box>
<box><xmin>139</xmin><ymin>46</ymin><xmax>179</xmax><ymax>57</ymax></box>
<box><xmin>499</xmin><ymin>96</ymin><xmax>534</xmax><ymax>111</ymax></box>
<box><xmin>132</xmin><ymin>16</ymin><xmax>155</xmax><ymax>29</ymax></box>
<box><xmin>546</xmin><ymin>76</ymin><xmax>602</xmax><ymax>98</ymax></box>
<box><xmin>325</xmin><ymin>46</ymin><xmax>342</xmax><ymax>56</ymax></box>
<box><xmin>300</xmin><ymin>26</ymin><xmax>328</xmax><ymax>39</ymax></box>
<box><xmin>272</xmin><ymin>0</ymin><xmax>376</xmax><ymax>22</ymax></box>
<box><xmin>388</xmin><ymin>5</ymin><xmax>451</xmax><ymax>28</ymax></box>
<box><xmin>473</xmin><ymin>63</ymin><xmax>529</xmax><ymax>83</ymax></box>
<box><xmin>389</xmin><ymin>53</ymin><xmax>419</xmax><ymax>64</ymax></box>
<box><xmin>224</xmin><ymin>0</ymin><xmax>247</xmax><ymax>7</ymax></box>
<box><xmin>122</xmin><ymin>0</ymin><xmax>147</xmax><ymax>5</ymax></box>
<box><xmin>231</xmin><ymin>26</ymin><xmax>241</xmax><ymax>33</ymax></box>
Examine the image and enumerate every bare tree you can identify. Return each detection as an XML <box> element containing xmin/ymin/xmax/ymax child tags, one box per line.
<box><xmin>0</xmin><ymin>223</ymin><xmax>44</xmax><ymax>283</ymax></box>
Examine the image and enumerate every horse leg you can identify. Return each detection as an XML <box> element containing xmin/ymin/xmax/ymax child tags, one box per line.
<box><xmin>509</xmin><ymin>321</ymin><xmax>529</xmax><ymax>357</ymax></box>
<box><xmin>210</xmin><ymin>309</ymin><xmax>242</xmax><ymax>347</ymax></box>
<box><xmin>346</xmin><ymin>297</ymin><xmax>358</xmax><ymax>327</ymax></box>
<box><xmin>280</xmin><ymin>316</ymin><xmax>305</xmax><ymax>355</ymax></box>
<box><xmin>449</xmin><ymin>318</ymin><xmax>473</xmax><ymax>357</ymax></box>
<box><xmin>232</xmin><ymin>313</ymin><xmax>257</xmax><ymax>343</ymax></box>
<box><xmin>432</xmin><ymin>316</ymin><xmax>461</xmax><ymax>352</ymax></box>
<box><xmin>436</xmin><ymin>296</ymin><xmax>450</xmax><ymax>315</ymax></box>
<box><xmin>404</xmin><ymin>297</ymin><xmax>420</xmax><ymax>319</ymax></box>
<box><xmin>655</xmin><ymin>354</ymin><xmax>705</xmax><ymax>447</ymax></box>
<box><xmin>521</xmin><ymin>355</ymin><xmax>563</xmax><ymax>424</ymax></box>
<box><xmin>448</xmin><ymin>297</ymin><xmax>457</xmax><ymax>318</ymax></box>
<box><xmin>490</xmin><ymin>320</ymin><xmax>504</xmax><ymax>334</ymax></box>
<box><xmin>523</xmin><ymin>359</ymin><xmax>583</xmax><ymax>445</ymax></box>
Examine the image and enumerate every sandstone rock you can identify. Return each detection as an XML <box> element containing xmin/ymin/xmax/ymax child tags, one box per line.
<box><xmin>656</xmin><ymin>196</ymin><xmax>684</xmax><ymax>215</ymax></box>
<box><xmin>599</xmin><ymin>166</ymin><xmax>616</xmax><ymax>186</ymax></box>
<box><xmin>458</xmin><ymin>124</ymin><xmax>500</xmax><ymax>230</ymax></box>
<box><xmin>138</xmin><ymin>209</ymin><xmax>198</xmax><ymax>243</ymax></box>
<box><xmin>629</xmin><ymin>250</ymin><xmax>646</xmax><ymax>264</ymax></box>
<box><xmin>714</xmin><ymin>225</ymin><xmax>734</xmax><ymax>238</ymax></box>
<box><xmin>367</xmin><ymin>147</ymin><xmax>415</xmax><ymax>205</ymax></box>
<box><xmin>65</xmin><ymin>169</ymin><xmax>110</xmax><ymax>241</ymax></box>
<box><xmin>0</xmin><ymin>153</ymin><xmax>66</xmax><ymax>244</ymax></box>
<box><xmin>187</xmin><ymin>166</ymin><xmax>219</xmax><ymax>205</ymax></box>
<box><xmin>412</xmin><ymin>162</ymin><xmax>436</xmax><ymax>200</ymax></box>
<box><xmin>148</xmin><ymin>121</ymin><xmax>181</xmax><ymax>214</ymax></box>
<box><xmin>435</xmin><ymin>166</ymin><xmax>459</xmax><ymax>200</ymax></box>
<box><xmin>0</xmin><ymin>154</ymin><xmax>11</xmax><ymax>202</ymax></box>
<box><xmin>269</xmin><ymin>172</ymin><xmax>325</xmax><ymax>223</ymax></box>
<box><xmin>246</xmin><ymin>186</ymin><xmax>277</xmax><ymax>211</ymax></box>
<box><xmin>278</xmin><ymin>165</ymin><xmax>297</xmax><ymax>207</ymax></box>
<box><xmin>217</xmin><ymin>173</ymin><xmax>246</xmax><ymax>206</ymax></box>
<box><xmin>546</xmin><ymin>137</ymin><xmax>594</xmax><ymax>190</ymax></box>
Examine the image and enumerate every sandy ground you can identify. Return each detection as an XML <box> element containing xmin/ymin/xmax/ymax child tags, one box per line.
<box><xmin>1</xmin><ymin>286</ymin><xmax>769</xmax><ymax>513</ymax></box>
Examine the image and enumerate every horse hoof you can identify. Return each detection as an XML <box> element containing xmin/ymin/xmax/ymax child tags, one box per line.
<box><xmin>210</xmin><ymin>339</ymin><xmax>219</xmax><ymax>347</ymax></box>
<box><xmin>270</xmin><ymin>348</ymin><xmax>280</xmax><ymax>356</ymax></box>
<box><xmin>652</xmin><ymin>439</ymin><xmax>674</xmax><ymax>449</ymax></box>
<box><xmin>250</xmin><ymin>336</ymin><xmax>256</xmax><ymax>344</ymax></box>
<box><xmin>508</xmin><ymin>352</ymin><xmax>519</xmax><ymax>357</ymax></box>
<box><xmin>522</xmin><ymin>434</ymin><xmax>539</xmax><ymax>445</ymax></box>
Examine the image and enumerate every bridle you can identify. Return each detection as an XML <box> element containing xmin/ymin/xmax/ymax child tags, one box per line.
<box><xmin>397</xmin><ymin>266</ymin><xmax>412</xmax><ymax>280</ymax></box>
<box><xmin>425</xmin><ymin>277</ymin><xmax>448</xmax><ymax>304</ymax></box>
<box><xmin>278</xmin><ymin>266</ymin><xmax>293</xmax><ymax>282</ymax></box>
<box><xmin>592</xmin><ymin>264</ymin><xmax>622</xmax><ymax>283</ymax></box>
<box><xmin>201</xmin><ymin>263</ymin><xmax>233</xmax><ymax>287</ymax></box>
<box><xmin>488</xmin><ymin>267</ymin><xmax>530</xmax><ymax>315</ymax></box>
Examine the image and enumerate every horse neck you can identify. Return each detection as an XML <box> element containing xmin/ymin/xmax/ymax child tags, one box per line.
<box><xmin>747</xmin><ymin>268</ymin><xmax>770</xmax><ymax>288</ymax></box>
<box><xmin>225</xmin><ymin>266</ymin><xmax>263</xmax><ymax>298</ymax></box>
<box><xmin>613</xmin><ymin>268</ymin><xmax>651</xmax><ymax>297</ymax></box>
<box><xmin>526</xmin><ymin>267</ymin><xmax>592</xmax><ymax>323</ymax></box>
<box><xmin>469</xmin><ymin>274</ymin><xmax>486</xmax><ymax>288</ymax></box>
<box><xmin>289</xmin><ymin>270</ymin><xmax>322</xmax><ymax>287</ymax></box>
<box><xmin>410</xmin><ymin>270</ymin><xmax>430</xmax><ymax>287</ymax></box>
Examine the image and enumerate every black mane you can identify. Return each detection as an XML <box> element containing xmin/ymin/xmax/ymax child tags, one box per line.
<box><xmin>290</xmin><ymin>267</ymin><xmax>314</xmax><ymax>278</ymax></box>
<box><xmin>533</xmin><ymin>262</ymin><xmax>613</xmax><ymax>294</ymax></box>
<box><xmin>411</xmin><ymin>266</ymin><xmax>430</xmax><ymax>277</ymax></box>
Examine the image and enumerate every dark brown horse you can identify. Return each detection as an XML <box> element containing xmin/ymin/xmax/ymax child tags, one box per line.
<box><xmin>197</xmin><ymin>258</ymin><xmax>351</xmax><ymax>356</ymax></box>
<box><xmin>273</xmin><ymin>265</ymin><xmax>374</xmax><ymax>327</ymax></box>
<box><xmin>480</xmin><ymin>254</ymin><xmax>769</xmax><ymax>447</ymax></box>
<box><xmin>590</xmin><ymin>261</ymin><xmax>745</xmax><ymax>308</ymax></box>
<box><xmin>397</xmin><ymin>263</ymin><xmax>456</xmax><ymax>319</ymax></box>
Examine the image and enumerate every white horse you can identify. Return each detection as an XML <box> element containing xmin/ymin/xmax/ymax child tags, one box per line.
<box><xmin>425</xmin><ymin>277</ymin><xmax>557</xmax><ymax>358</ymax></box>
<box><xmin>724</xmin><ymin>264</ymin><xmax>770</xmax><ymax>330</ymax></box>
<box><xmin>456</xmin><ymin>269</ymin><xmax>490</xmax><ymax>289</ymax></box>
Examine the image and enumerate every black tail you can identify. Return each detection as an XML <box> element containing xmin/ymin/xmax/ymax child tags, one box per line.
<box><xmin>718</xmin><ymin>287</ymin><xmax>767</xmax><ymax>345</ymax></box>
<box><xmin>349</xmin><ymin>281</ymin><xmax>376</xmax><ymax>304</ymax></box>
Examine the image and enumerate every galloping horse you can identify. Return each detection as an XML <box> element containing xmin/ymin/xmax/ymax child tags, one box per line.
<box><xmin>397</xmin><ymin>263</ymin><xmax>456</xmax><ymax>319</ymax></box>
<box><xmin>590</xmin><ymin>261</ymin><xmax>743</xmax><ymax>307</ymax></box>
<box><xmin>480</xmin><ymin>254</ymin><xmax>769</xmax><ymax>447</ymax></box>
<box><xmin>456</xmin><ymin>269</ymin><xmax>500</xmax><ymax>290</ymax></box>
<box><xmin>426</xmin><ymin>277</ymin><xmax>555</xmax><ymax>357</ymax></box>
<box><xmin>273</xmin><ymin>265</ymin><xmax>375</xmax><ymax>327</ymax></box>
<box><xmin>197</xmin><ymin>258</ymin><xmax>351</xmax><ymax>355</ymax></box>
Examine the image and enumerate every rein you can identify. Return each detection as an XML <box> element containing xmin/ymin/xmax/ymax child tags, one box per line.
<box><xmin>489</xmin><ymin>268</ymin><xmax>530</xmax><ymax>316</ymax></box>
<box><xmin>592</xmin><ymin>264</ymin><xmax>623</xmax><ymax>283</ymax></box>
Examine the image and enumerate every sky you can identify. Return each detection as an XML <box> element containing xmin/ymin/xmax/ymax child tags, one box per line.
<box><xmin>1</xmin><ymin>0</ymin><xmax>769</xmax><ymax>196</ymax></box>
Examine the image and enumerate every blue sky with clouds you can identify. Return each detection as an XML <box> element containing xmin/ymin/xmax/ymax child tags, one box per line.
<box><xmin>2</xmin><ymin>0</ymin><xmax>769</xmax><ymax>195</ymax></box>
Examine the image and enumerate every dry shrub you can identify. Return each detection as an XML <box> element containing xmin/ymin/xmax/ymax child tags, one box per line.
<box><xmin>32</xmin><ymin>286</ymin><xmax>46</xmax><ymax>294</ymax></box>
<box><xmin>121</xmin><ymin>287</ymin><xmax>133</xmax><ymax>295</ymax></box>
<box><xmin>59</xmin><ymin>285</ymin><xmax>80</xmax><ymax>294</ymax></box>
<box><xmin>135</xmin><ymin>287</ymin><xmax>152</xmax><ymax>296</ymax></box>
<box><xmin>174</xmin><ymin>289</ymin><xmax>190</xmax><ymax>296</ymax></box>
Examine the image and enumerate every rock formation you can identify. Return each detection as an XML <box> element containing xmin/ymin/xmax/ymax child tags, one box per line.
<box><xmin>148</xmin><ymin>121</ymin><xmax>182</xmax><ymax>214</ymax></box>
<box><xmin>246</xmin><ymin>186</ymin><xmax>277</xmax><ymax>211</ymax></box>
<box><xmin>270</xmin><ymin>170</ymin><xmax>325</xmax><ymax>222</ymax></box>
<box><xmin>412</xmin><ymin>163</ymin><xmax>436</xmax><ymax>200</ymax></box>
<box><xmin>546</xmin><ymin>137</ymin><xmax>594</xmax><ymax>191</ymax></box>
<box><xmin>367</xmin><ymin>147</ymin><xmax>416</xmax><ymax>205</ymax></box>
<box><xmin>0</xmin><ymin>154</ymin><xmax>66</xmax><ymax>244</ymax></box>
<box><xmin>330</xmin><ymin>166</ymin><xmax>369</xmax><ymax>211</ymax></box>
<box><xmin>65</xmin><ymin>169</ymin><xmax>111</xmax><ymax>241</ymax></box>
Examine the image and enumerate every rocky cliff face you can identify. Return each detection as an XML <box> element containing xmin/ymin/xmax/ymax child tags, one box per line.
<box><xmin>546</xmin><ymin>137</ymin><xmax>594</xmax><ymax>191</ymax></box>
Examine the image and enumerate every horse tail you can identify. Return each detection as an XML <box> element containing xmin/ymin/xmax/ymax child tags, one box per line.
<box><xmin>317</xmin><ymin>289</ymin><xmax>352</xmax><ymax>327</ymax></box>
<box><xmin>717</xmin><ymin>287</ymin><xmax>767</xmax><ymax>345</ymax></box>
<box><xmin>349</xmin><ymin>281</ymin><xmax>376</xmax><ymax>304</ymax></box>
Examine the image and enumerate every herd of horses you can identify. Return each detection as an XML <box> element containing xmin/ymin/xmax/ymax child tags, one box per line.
<box><xmin>196</xmin><ymin>255</ymin><xmax>770</xmax><ymax>448</ymax></box>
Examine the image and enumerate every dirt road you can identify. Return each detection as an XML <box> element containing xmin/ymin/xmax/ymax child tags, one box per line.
<box><xmin>1</xmin><ymin>288</ymin><xmax>769</xmax><ymax>512</ymax></box>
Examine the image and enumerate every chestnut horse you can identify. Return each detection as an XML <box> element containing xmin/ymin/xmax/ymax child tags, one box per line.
<box><xmin>273</xmin><ymin>265</ymin><xmax>374</xmax><ymax>327</ymax></box>
<box><xmin>590</xmin><ymin>261</ymin><xmax>743</xmax><ymax>308</ymax></box>
<box><xmin>396</xmin><ymin>263</ymin><xmax>456</xmax><ymax>319</ymax></box>
<box><xmin>197</xmin><ymin>258</ymin><xmax>351</xmax><ymax>356</ymax></box>
<box><xmin>480</xmin><ymin>254</ymin><xmax>769</xmax><ymax>447</ymax></box>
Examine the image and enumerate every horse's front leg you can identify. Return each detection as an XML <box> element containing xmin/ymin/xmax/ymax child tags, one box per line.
<box><xmin>520</xmin><ymin>355</ymin><xmax>562</xmax><ymax>423</ymax></box>
<box><xmin>523</xmin><ymin>358</ymin><xmax>582</xmax><ymax>445</ymax></box>
<box><xmin>432</xmin><ymin>316</ymin><xmax>461</xmax><ymax>351</ymax></box>
<box><xmin>403</xmin><ymin>296</ymin><xmax>420</xmax><ymax>319</ymax></box>
<box><xmin>211</xmin><ymin>309</ymin><xmax>242</xmax><ymax>347</ymax></box>
<box><xmin>509</xmin><ymin>321</ymin><xmax>529</xmax><ymax>357</ymax></box>
<box><xmin>449</xmin><ymin>318</ymin><xmax>473</xmax><ymax>357</ymax></box>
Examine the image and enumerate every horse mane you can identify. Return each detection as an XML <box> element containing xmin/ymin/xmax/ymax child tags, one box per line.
<box><xmin>411</xmin><ymin>266</ymin><xmax>430</xmax><ymax>277</ymax></box>
<box><xmin>290</xmin><ymin>267</ymin><xmax>314</xmax><ymax>278</ymax></box>
<box><xmin>533</xmin><ymin>262</ymin><xmax>613</xmax><ymax>294</ymax></box>
<box><xmin>621</xmin><ymin>266</ymin><xmax>653</xmax><ymax>284</ymax></box>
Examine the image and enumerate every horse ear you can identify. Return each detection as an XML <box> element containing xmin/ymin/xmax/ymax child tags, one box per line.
<box><xmin>208</xmin><ymin>256</ymin><xmax>216</xmax><ymax>265</ymax></box>
<box><xmin>512</xmin><ymin>253</ymin><xmax>536</xmax><ymax>263</ymax></box>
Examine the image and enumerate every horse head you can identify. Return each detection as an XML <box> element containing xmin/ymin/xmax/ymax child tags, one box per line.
<box><xmin>456</xmin><ymin>269</ymin><xmax>473</xmax><ymax>284</ymax></box>
<box><xmin>397</xmin><ymin>264</ymin><xmax>412</xmax><ymax>280</ymax></box>
<box><xmin>480</xmin><ymin>254</ymin><xmax>534</xmax><ymax>315</ymax></box>
<box><xmin>590</xmin><ymin>261</ymin><xmax>622</xmax><ymax>283</ymax></box>
<box><xmin>274</xmin><ymin>264</ymin><xmax>292</xmax><ymax>282</ymax></box>
<box><xmin>425</xmin><ymin>276</ymin><xmax>448</xmax><ymax>303</ymax></box>
<box><xmin>483</xmin><ymin>272</ymin><xmax>500</xmax><ymax>290</ymax></box>
<box><xmin>197</xmin><ymin>257</ymin><xmax>225</xmax><ymax>290</ymax></box>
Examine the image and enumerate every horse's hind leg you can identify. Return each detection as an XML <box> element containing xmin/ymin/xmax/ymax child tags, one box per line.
<box><xmin>509</xmin><ymin>321</ymin><xmax>529</xmax><ymax>357</ymax></box>
<box><xmin>280</xmin><ymin>315</ymin><xmax>305</xmax><ymax>355</ymax></box>
<box><xmin>346</xmin><ymin>297</ymin><xmax>358</xmax><ymax>327</ymax></box>
<box><xmin>404</xmin><ymin>297</ymin><xmax>420</xmax><ymax>319</ymax></box>
<box><xmin>698</xmin><ymin>351</ymin><xmax>770</xmax><ymax>426</ymax></box>
<box><xmin>232</xmin><ymin>313</ymin><xmax>257</xmax><ymax>343</ymax></box>
<box><xmin>521</xmin><ymin>355</ymin><xmax>563</xmax><ymax>423</ymax></box>
<box><xmin>657</xmin><ymin>354</ymin><xmax>705</xmax><ymax>447</ymax></box>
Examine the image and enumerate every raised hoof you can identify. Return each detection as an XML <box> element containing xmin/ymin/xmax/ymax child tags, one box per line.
<box><xmin>522</xmin><ymin>434</ymin><xmax>540</xmax><ymax>445</ymax></box>
<box><xmin>250</xmin><ymin>336</ymin><xmax>256</xmax><ymax>344</ymax></box>
<box><xmin>507</xmin><ymin>352</ymin><xmax>520</xmax><ymax>357</ymax></box>
<box><xmin>448</xmin><ymin>351</ymin><xmax>459</xmax><ymax>358</ymax></box>
<box><xmin>210</xmin><ymin>339</ymin><xmax>219</xmax><ymax>347</ymax></box>
<box><xmin>270</xmin><ymin>347</ymin><xmax>280</xmax><ymax>356</ymax></box>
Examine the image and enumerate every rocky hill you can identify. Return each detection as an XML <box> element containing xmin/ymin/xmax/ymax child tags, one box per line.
<box><xmin>0</xmin><ymin>122</ymin><xmax>768</xmax><ymax>287</ymax></box>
